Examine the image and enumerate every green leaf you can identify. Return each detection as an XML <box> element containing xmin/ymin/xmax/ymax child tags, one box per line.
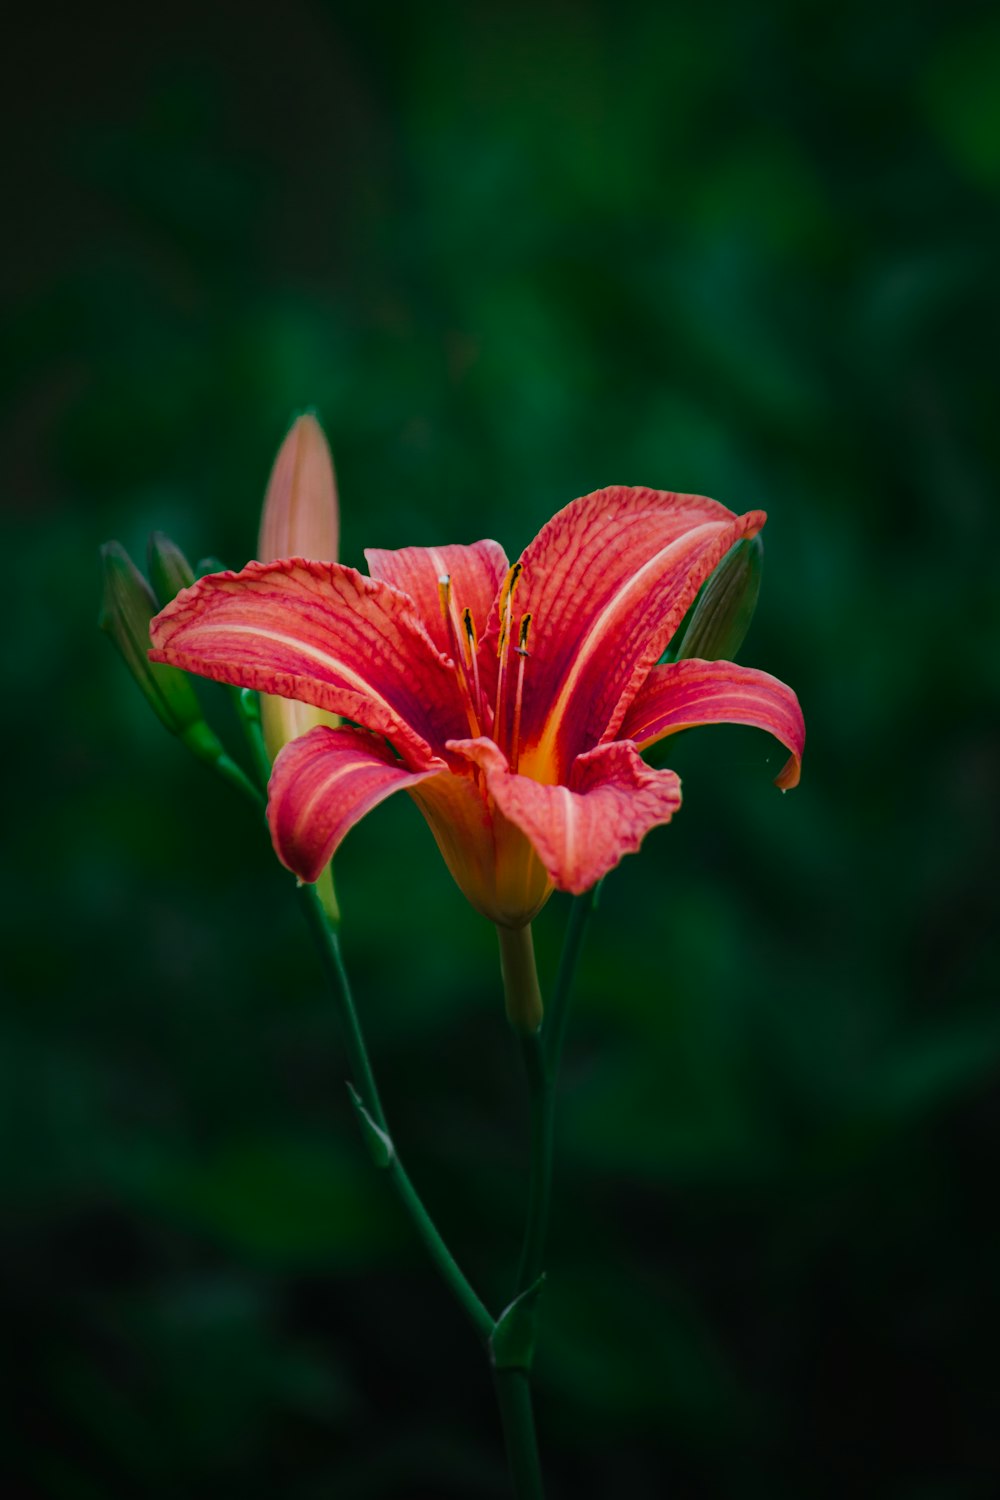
<box><xmin>346</xmin><ymin>1082</ymin><xmax>394</xmax><ymax>1169</ymax></box>
<box><xmin>490</xmin><ymin>1274</ymin><xmax>546</xmax><ymax>1371</ymax></box>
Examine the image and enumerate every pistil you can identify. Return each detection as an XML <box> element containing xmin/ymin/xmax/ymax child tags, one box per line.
<box><xmin>494</xmin><ymin>561</ymin><xmax>523</xmax><ymax>754</ymax></box>
<box><xmin>510</xmin><ymin>613</ymin><xmax>532</xmax><ymax>773</ymax></box>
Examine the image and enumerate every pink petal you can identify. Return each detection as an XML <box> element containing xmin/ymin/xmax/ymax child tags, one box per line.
<box><xmin>364</xmin><ymin>540</ymin><xmax>509</xmax><ymax>659</ymax></box>
<box><xmin>489</xmin><ymin>486</ymin><xmax>764</xmax><ymax>780</ymax></box>
<box><xmin>268</xmin><ymin>725</ymin><xmax>438</xmax><ymax>882</ymax></box>
<box><xmin>619</xmin><ymin>658</ymin><xmax>805</xmax><ymax>790</ymax></box>
<box><xmin>149</xmin><ymin>559</ymin><xmax>469</xmax><ymax>768</ymax></box>
<box><xmin>450</xmin><ymin>737</ymin><xmax>682</xmax><ymax>895</ymax></box>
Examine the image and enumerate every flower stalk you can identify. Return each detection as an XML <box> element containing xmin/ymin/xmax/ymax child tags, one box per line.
<box><xmin>498</xmin><ymin>923</ymin><xmax>544</xmax><ymax>1034</ymax></box>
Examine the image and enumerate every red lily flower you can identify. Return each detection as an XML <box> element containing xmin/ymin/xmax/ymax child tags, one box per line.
<box><xmin>149</xmin><ymin>486</ymin><xmax>804</xmax><ymax>929</ymax></box>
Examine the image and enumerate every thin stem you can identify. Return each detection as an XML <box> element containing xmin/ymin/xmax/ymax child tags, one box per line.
<box><xmin>297</xmin><ymin>881</ymin><xmax>494</xmax><ymax>1344</ymax></box>
<box><xmin>233</xmin><ymin>687</ymin><xmax>272</xmax><ymax>789</ymax></box>
<box><xmin>511</xmin><ymin>891</ymin><xmax>598</xmax><ymax>1295</ymax></box>
<box><xmin>493</xmin><ymin>1369</ymin><xmax>545</xmax><ymax>1499</ymax></box>
<box><xmin>296</xmin><ymin>883</ymin><xmax>384</xmax><ymax>1127</ymax></box>
<box><xmin>391</xmin><ymin>1156</ymin><xmax>493</xmax><ymax>1343</ymax></box>
<box><xmin>543</xmin><ymin>885</ymin><xmax>599</xmax><ymax>1074</ymax></box>
<box><xmin>212</xmin><ymin>752</ymin><xmax>266</xmax><ymax>808</ymax></box>
<box><xmin>514</xmin><ymin>1031</ymin><xmax>554</xmax><ymax>1293</ymax></box>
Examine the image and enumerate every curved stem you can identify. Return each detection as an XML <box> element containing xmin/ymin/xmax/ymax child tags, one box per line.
<box><xmin>493</xmin><ymin>1369</ymin><xmax>545</xmax><ymax>1499</ymax></box>
<box><xmin>233</xmin><ymin>687</ymin><xmax>272</xmax><ymax>789</ymax></box>
<box><xmin>390</xmin><ymin>1156</ymin><xmax>493</xmax><ymax>1342</ymax></box>
<box><xmin>297</xmin><ymin>882</ymin><xmax>494</xmax><ymax>1344</ymax></box>
<box><xmin>212</xmin><ymin>752</ymin><xmax>266</xmax><ymax>808</ymax></box>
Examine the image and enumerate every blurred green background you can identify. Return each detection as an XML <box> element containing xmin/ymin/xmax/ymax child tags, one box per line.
<box><xmin>4</xmin><ymin>0</ymin><xmax>999</xmax><ymax>1494</ymax></box>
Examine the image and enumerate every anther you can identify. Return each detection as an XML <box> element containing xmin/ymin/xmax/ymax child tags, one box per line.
<box><xmin>437</xmin><ymin>574</ymin><xmax>452</xmax><ymax>625</ymax></box>
<box><xmin>462</xmin><ymin>607</ymin><xmax>483</xmax><ymax>711</ymax></box>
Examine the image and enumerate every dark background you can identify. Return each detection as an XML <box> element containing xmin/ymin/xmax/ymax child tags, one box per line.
<box><xmin>4</xmin><ymin>1</ymin><xmax>999</xmax><ymax>1495</ymax></box>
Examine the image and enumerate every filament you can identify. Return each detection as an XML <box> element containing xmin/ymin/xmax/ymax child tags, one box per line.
<box><xmin>494</xmin><ymin>562</ymin><xmax>523</xmax><ymax>751</ymax></box>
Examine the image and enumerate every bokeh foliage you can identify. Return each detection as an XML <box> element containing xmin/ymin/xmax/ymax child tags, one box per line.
<box><xmin>4</xmin><ymin>0</ymin><xmax>999</xmax><ymax>1494</ymax></box>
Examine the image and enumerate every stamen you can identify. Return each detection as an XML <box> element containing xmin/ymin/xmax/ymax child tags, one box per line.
<box><xmin>463</xmin><ymin>607</ymin><xmax>483</xmax><ymax>711</ymax></box>
<box><xmin>495</xmin><ymin>562</ymin><xmax>523</xmax><ymax>650</ymax></box>
<box><xmin>510</xmin><ymin>613</ymin><xmax>532</xmax><ymax>773</ymax></box>
<box><xmin>494</xmin><ymin>562</ymin><xmax>523</xmax><ymax>747</ymax></box>
<box><xmin>438</xmin><ymin>574</ymin><xmax>483</xmax><ymax>737</ymax></box>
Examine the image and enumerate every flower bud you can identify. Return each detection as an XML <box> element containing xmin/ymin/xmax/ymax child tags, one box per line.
<box><xmin>99</xmin><ymin>541</ymin><xmax>207</xmax><ymax>740</ymax></box>
<box><xmin>671</xmin><ymin>534</ymin><xmax>763</xmax><ymax>662</ymax></box>
<box><xmin>258</xmin><ymin>413</ymin><xmax>342</xmax><ymax>923</ymax></box>
<box><xmin>258</xmin><ymin>411</ymin><xmax>339</xmax><ymax>566</ymax></box>
<box><xmin>257</xmin><ymin>416</ymin><xmax>342</xmax><ymax>760</ymax></box>
<box><xmin>147</xmin><ymin>531</ymin><xmax>196</xmax><ymax>606</ymax></box>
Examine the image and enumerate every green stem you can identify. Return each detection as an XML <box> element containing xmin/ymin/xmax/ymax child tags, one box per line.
<box><xmin>512</xmin><ymin>890</ymin><xmax>598</xmax><ymax>1294</ymax></box>
<box><xmin>211</xmin><ymin>752</ymin><xmax>266</xmax><ymax>808</ymax></box>
<box><xmin>493</xmin><ymin>1369</ymin><xmax>545</xmax><ymax>1499</ymax></box>
<box><xmin>296</xmin><ymin>884</ymin><xmax>384</xmax><ymax>1126</ymax></box>
<box><xmin>233</xmin><ymin>687</ymin><xmax>272</xmax><ymax>789</ymax></box>
<box><xmin>514</xmin><ymin>1031</ymin><xmax>554</xmax><ymax>1293</ymax></box>
<box><xmin>497</xmin><ymin>923</ymin><xmax>544</xmax><ymax>1034</ymax></box>
<box><xmin>543</xmin><ymin>885</ymin><xmax>600</xmax><ymax>1074</ymax></box>
<box><xmin>297</xmin><ymin>881</ymin><xmax>494</xmax><ymax>1344</ymax></box>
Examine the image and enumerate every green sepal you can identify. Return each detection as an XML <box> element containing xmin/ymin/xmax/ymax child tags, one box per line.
<box><xmin>315</xmin><ymin>863</ymin><xmax>341</xmax><ymax>930</ymax></box>
<box><xmin>99</xmin><ymin>541</ymin><xmax>206</xmax><ymax>739</ymax></box>
<box><xmin>147</xmin><ymin>531</ymin><xmax>196</xmax><ymax>606</ymax></box>
<box><xmin>240</xmin><ymin>687</ymin><xmax>262</xmax><ymax>723</ymax></box>
<box><xmin>489</xmin><ymin>1274</ymin><xmax>546</xmax><ymax>1371</ymax></box>
<box><xmin>666</xmin><ymin>534</ymin><xmax>763</xmax><ymax>663</ymax></box>
<box><xmin>346</xmin><ymin>1083</ymin><xmax>394</xmax><ymax>1169</ymax></box>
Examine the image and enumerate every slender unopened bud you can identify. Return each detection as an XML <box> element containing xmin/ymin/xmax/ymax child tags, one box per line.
<box><xmin>672</xmin><ymin>535</ymin><xmax>763</xmax><ymax>662</ymax></box>
<box><xmin>147</xmin><ymin>531</ymin><xmax>196</xmax><ymax>606</ymax></box>
<box><xmin>257</xmin><ymin>416</ymin><xmax>342</xmax><ymax>759</ymax></box>
<box><xmin>258</xmin><ymin>413</ymin><xmax>342</xmax><ymax>923</ymax></box>
<box><xmin>99</xmin><ymin>541</ymin><xmax>208</xmax><ymax>742</ymax></box>
<box><xmin>258</xmin><ymin>411</ymin><xmax>339</xmax><ymax>565</ymax></box>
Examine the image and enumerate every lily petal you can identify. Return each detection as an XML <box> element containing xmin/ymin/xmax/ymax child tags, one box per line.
<box><xmin>451</xmin><ymin>736</ymin><xmax>682</xmax><ymax>895</ymax></box>
<box><xmin>268</xmin><ymin>725</ymin><xmax>438</xmax><ymax>882</ymax></box>
<box><xmin>149</xmin><ymin>559</ymin><xmax>470</xmax><ymax>768</ymax></box>
<box><xmin>496</xmin><ymin>486</ymin><xmax>764</xmax><ymax>779</ymax></box>
<box><xmin>620</xmin><ymin>658</ymin><xmax>805</xmax><ymax>790</ymax></box>
<box><xmin>365</xmin><ymin>540</ymin><xmax>509</xmax><ymax>659</ymax></box>
<box><xmin>406</xmin><ymin>763</ymin><xmax>550</xmax><ymax>927</ymax></box>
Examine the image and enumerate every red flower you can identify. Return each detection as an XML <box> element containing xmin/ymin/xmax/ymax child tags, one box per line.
<box><xmin>149</xmin><ymin>487</ymin><xmax>804</xmax><ymax>928</ymax></box>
